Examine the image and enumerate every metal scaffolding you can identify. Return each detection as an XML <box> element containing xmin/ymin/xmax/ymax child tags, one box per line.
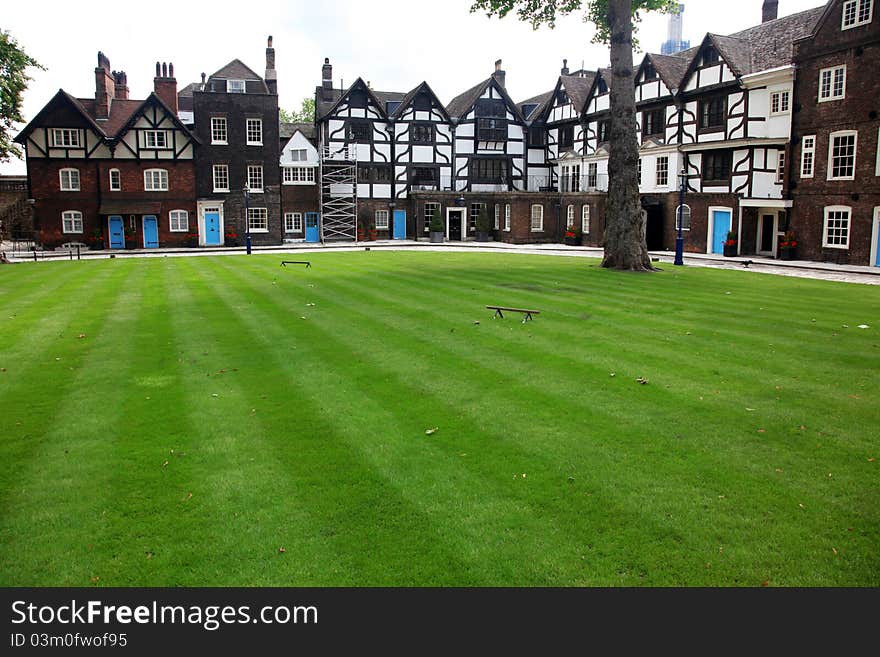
<box><xmin>320</xmin><ymin>144</ymin><xmax>358</xmax><ymax>242</ymax></box>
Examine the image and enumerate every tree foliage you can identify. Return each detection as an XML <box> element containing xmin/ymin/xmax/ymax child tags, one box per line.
<box><xmin>280</xmin><ymin>97</ymin><xmax>316</xmax><ymax>124</ymax></box>
<box><xmin>0</xmin><ymin>30</ymin><xmax>43</xmax><ymax>163</ymax></box>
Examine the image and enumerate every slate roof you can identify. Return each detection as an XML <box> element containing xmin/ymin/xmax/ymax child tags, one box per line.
<box><xmin>314</xmin><ymin>84</ymin><xmax>406</xmax><ymax>121</ymax></box>
<box><xmin>209</xmin><ymin>59</ymin><xmax>264</xmax><ymax>81</ymax></box>
<box><xmin>518</xmin><ymin>91</ymin><xmax>552</xmax><ymax>121</ymax></box>
<box><xmin>280</xmin><ymin>122</ymin><xmax>316</xmax><ymax>140</ymax></box>
<box><xmin>445</xmin><ymin>78</ymin><xmax>490</xmax><ymax>119</ymax></box>
<box><xmin>559</xmin><ymin>73</ymin><xmax>596</xmax><ymax>111</ymax></box>
<box><xmin>391</xmin><ymin>82</ymin><xmax>450</xmax><ymax>121</ymax></box>
<box><xmin>647</xmin><ymin>53</ymin><xmax>690</xmax><ymax>90</ymax></box>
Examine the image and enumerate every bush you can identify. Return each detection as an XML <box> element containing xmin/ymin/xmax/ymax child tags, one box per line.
<box><xmin>429</xmin><ymin>208</ymin><xmax>444</xmax><ymax>232</ymax></box>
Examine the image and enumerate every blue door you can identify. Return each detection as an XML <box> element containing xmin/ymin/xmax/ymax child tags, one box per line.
<box><xmin>108</xmin><ymin>215</ymin><xmax>125</xmax><ymax>249</ymax></box>
<box><xmin>305</xmin><ymin>212</ymin><xmax>320</xmax><ymax>243</ymax></box>
<box><xmin>204</xmin><ymin>211</ymin><xmax>221</xmax><ymax>246</ymax></box>
<box><xmin>143</xmin><ymin>215</ymin><xmax>159</xmax><ymax>248</ymax></box>
<box><xmin>711</xmin><ymin>210</ymin><xmax>732</xmax><ymax>254</ymax></box>
<box><xmin>875</xmin><ymin>219</ymin><xmax>880</xmax><ymax>266</ymax></box>
<box><xmin>393</xmin><ymin>210</ymin><xmax>406</xmax><ymax>240</ymax></box>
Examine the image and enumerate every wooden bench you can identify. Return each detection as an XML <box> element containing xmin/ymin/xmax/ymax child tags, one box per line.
<box><xmin>280</xmin><ymin>260</ymin><xmax>311</xmax><ymax>268</ymax></box>
<box><xmin>486</xmin><ymin>305</ymin><xmax>540</xmax><ymax>322</ymax></box>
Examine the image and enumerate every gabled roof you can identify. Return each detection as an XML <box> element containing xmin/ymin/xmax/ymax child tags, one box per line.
<box><xmin>445</xmin><ymin>77</ymin><xmax>525</xmax><ymax>122</ymax></box>
<box><xmin>559</xmin><ymin>74</ymin><xmax>596</xmax><ymax>112</ymax></box>
<box><xmin>209</xmin><ymin>58</ymin><xmax>264</xmax><ymax>81</ymax></box>
<box><xmin>14</xmin><ymin>89</ymin><xmax>107</xmax><ymax>143</ymax></box>
<box><xmin>518</xmin><ymin>91</ymin><xmax>552</xmax><ymax>122</ymax></box>
<box><xmin>315</xmin><ymin>88</ymin><xmax>343</xmax><ymax>120</ymax></box>
<box><xmin>177</xmin><ymin>82</ymin><xmax>200</xmax><ymax>98</ymax></box>
<box><xmin>280</xmin><ymin>122</ymin><xmax>315</xmax><ymax>140</ymax></box>
<box><xmin>391</xmin><ymin>81</ymin><xmax>451</xmax><ymax>121</ymax></box>
<box><xmin>641</xmin><ymin>53</ymin><xmax>690</xmax><ymax>91</ymax></box>
<box><xmin>114</xmin><ymin>92</ymin><xmax>201</xmax><ymax>144</ymax></box>
<box><xmin>85</xmin><ymin>98</ymin><xmax>145</xmax><ymax>137</ymax></box>
<box><xmin>316</xmin><ymin>77</ymin><xmax>406</xmax><ymax>122</ymax></box>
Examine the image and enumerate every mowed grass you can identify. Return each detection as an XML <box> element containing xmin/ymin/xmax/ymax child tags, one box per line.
<box><xmin>0</xmin><ymin>251</ymin><xmax>877</xmax><ymax>587</ymax></box>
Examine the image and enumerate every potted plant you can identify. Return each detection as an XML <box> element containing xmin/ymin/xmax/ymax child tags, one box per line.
<box><xmin>723</xmin><ymin>231</ymin><xmax>737</xmax><ymax>257</ymax></box>
<box><xmin>429</xmin><ymin>207</ymin><xmax>444</xmax><ymax>243</ymax></box>
<box><xmin>475</xmin><ymin>205</ymin><xmax>492</xmax><ymax>242</ymax></box>
<box><xmin>779</xmin><ymin>230</ymin><xmax>797</xmax><ymax>260</ymax></box>
<box><xmin>564</xmin><ymin>224</ymin><xmax>582</xmax><ymax>246</ymax></box>
<box><xmin>90</xmin><ymin>228</ymin><xmax>104</xmax><ymax>250</ymax></box>
<box><xmin>368</xmin><ymin>220</ymin><xmax>377</xmax><ymax>241</ymax></box>
<box><xmin>124</xmin><ymin>224</ymin><xmax>137</xmax><ymax>250</ymax></box>
<box><xmin>225</xmin><ymin>231</ymin><xmax>240</xmax><ymax>247</ymax></box>
<box><xmin>357</xmin><ymin>207</ymin><xmax>371</xmax><ymax>241</ymax></box>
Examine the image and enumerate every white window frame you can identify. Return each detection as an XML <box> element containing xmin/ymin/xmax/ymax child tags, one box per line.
<box><xmin>566</xmin><ymin>204</ymin><xmax>575</xmax><ymax>226</ymax></box>
<box><xmin>59</xmin><ymin>168</ymin><xmax>80</xmax><ymax>191</ymax></box>
<box><xmin>284</xmin><ymin>212</ymin><xmax>303</xmax><ymax>233</ymax></box>
<box><xmin>656</xmin><ymin>156</ymin><xmax>669</xmax><ymax>187</ymax></box>
<box><xmin>247</xmin><ymin>207</ymin><xmax>268</xmax><ymax>232</ymax></box>
<box><xmin>247</xmin><ymin>165</ymin><xmax>264</xmax><ymax>192</ymax></box>
<box><xmin>469</xmin><ymin>203</ymin><xmax>484</xmax><ymax>231</ymax></box>
<box><xmin>776</xmin><ymin>151</ymin><xmax>786</xmax><ymax>183</ymax></box>
<box><xmin>375</xmin><ymin>210</ymin><xmax>390</xmax><ymax>229</ymax></box>
<box><xmin>424</xmin><ymin>202</ymin><xmax>440</xmax><ymax>232</ymax></box>
<box><xmin>675</xmin><ymin>205</ymin><xmax>692</xmax><ymax>231</ymax></box>
<box><xmin>587</xmin><ymin>162</ymin><xmax>598</xmax><ymax>188</ymax></box>
<box><xmin>61</xmin><ymin>210</ymin><xmax>83</xmax><ymax>234</ymax></box>
<box><xmin>246</xmin><ymin>118</ymin><xmax>263</xmax><ymax>146</ymax></box>
<box><xmin>143</xmin><ymin>130</ymin><xmax>169</xmax><ymax>149</ymax></box>
<box><xmin>227</xmin><ymin>79</ymin><xmax>245</xmax><ymax>94</ymax></box>
<box><xmin>213</xmin><ymin>164</ymin><xmax>230</xmax><ymax>192</ymax></box>
<box><xmin>169</xmin><ymin>209</ymin><xmax>189</xmax><ymax>232</ymax></box>
<box><xmin>109</xmin><ymin>168</ymin><xmax>121</xmax><ymax>191</ymax></box>
<box><xmin>801</xmin><ymin>135</ymin><xmax>816</xmax><ymax>178</ymax></box>
<box><xmin>289</xmin><ymin>148</ymin><xmax>308</xmax><ymax>162</ymax></box>
<box><xmin>504</xmin><ymin>204</ymin><xmax>511</xmax><ymax>232</ymax></box>
<box><xmin>530</xmin><ymin>204</ymin><xmax>544</xmax><ymax>232</ymax></box>
<box><xmin>282</xmin><ymin>167</ymin><xmax>316</xmax><ymax>185</ymax></box>
<box><xmin>818</xmin><ymin>65</ymin><xmax>846</xmax><ymax>102</ymax></box>
<box><xmin>211</xmin><ymin>117</ymin><xmax>228</xmax><ymax>144</ymax></box>
<box><xmin>51</xmin><ymin>128</ymin><xmax>81</xmax><ymax>148</ymax></box>
<box><xmin>494</xmin><ymin>204</ymin><xmax>500</xmax><ymax>230</ymax></box>
<box><xmin>842</xmin><ymin>0</ymin><xmax>873</xmax><ymax>29</ymax></box>
<box><xmin>770</xmin><ymin>90</ymin><xmax>790</xmax><ymax>116</ymax></box>
<box><xmin>823</xmin><ymin>205</ymin><xmax>851</xmax><ymax>249</ymax></box>
<box><xmin>581</xmin><ymin>205</ymin><xmax>590</xmax><ymax>234</ymax></box>
<box><xmin>144</xmin><ymin>168</ymin><xmax>169</xmax><ymax>192</ymax></box>
<box><xmin>827</xmin><ymin>130</ymin><xmax>858</xmax><ymax>181</ymax></box>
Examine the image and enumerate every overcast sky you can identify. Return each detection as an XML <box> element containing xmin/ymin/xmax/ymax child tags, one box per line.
<box><xmin>2</xmin><ymin>0</ymin><xmax>824</xmax><ymax>174</ymax></box>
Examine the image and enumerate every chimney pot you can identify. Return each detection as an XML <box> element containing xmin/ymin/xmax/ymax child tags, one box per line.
<box><xmin>495</xmin><ymin>59</ymin><xmax>502</xmax><ymax>71</ymax></box>
<box><xmin>322</xmin><ymin>57</ymin><xmax>333</xmax><ymax>101</ymax></box>
<box><xmin>156</xmin><ymin>62</ymin><xmax>161</xmax><ymax>77</ymax></box>
<box><xmin>762</xmin><ymin>0</ymin><xmax>778</xmax><ymax>23</ymax></box>
<box><xmin>268</xmin><ymin>35</ymin><xmax>273</xmax><ymax>47</ymax></box>
<box><xmin>169</xmin><ymin>62</ymin><xmax>174</xmax><ymax>78</ymax></box>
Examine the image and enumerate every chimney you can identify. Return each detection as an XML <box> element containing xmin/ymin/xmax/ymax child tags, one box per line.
<box><xmin>492</xmin><ymin>59</ymin><xmax>506</xmax><ymax>89</ymax></box>
<box><xmin>561</xmin><ymin>58</ymin><xmax>569</xmax><ymax>76</ymax></box>
<box><xmin>94</xmin><ymin>51</ymin><xmax>115</xmax><ymax>119</ymax></box>
<box><xmin>322</xmin><ymin>58</ymin><xmax>333</xmax><ymax>101</ymax></box>
<box><xmin>113</xmin><ymin>71</ymin><xmax>129</xmax><ymax>100</ymax></box>
<box><xmin>762</xmin><ymin>0</ymin><xmax>778</xmax><ymax>22</ymax></box>
<box><xmin>153</xmin><ymin>61</ymin><xmax>178</xmax><ymax>113</ymax></box>
<box><xmin>265</xmin><ymin>35</ymin><xmax>277</xmax><ymax>95</ymax></box>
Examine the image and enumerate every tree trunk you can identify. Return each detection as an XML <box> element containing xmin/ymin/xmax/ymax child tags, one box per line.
<box><xmin>601</xmin><ymin>0</ymin><xmax>656</xmax><ymax>271</ymax></box>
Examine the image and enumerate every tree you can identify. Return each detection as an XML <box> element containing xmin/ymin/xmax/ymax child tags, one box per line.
<box><xmin>280</xmin><ymin>97</ymin><xmax>316</xmax><ymax>124</ymax></box>
<box><xmin>0</xmin><ymin>30</ymin><xmax>43</xmax><ymax>163</ymax></box>
<box><xmin>470</xmin><ymin>0</ymin><xmax>675</xmax><ymax>271</ymax></box>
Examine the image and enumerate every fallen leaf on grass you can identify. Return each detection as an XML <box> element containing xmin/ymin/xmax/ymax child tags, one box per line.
<box><xmin>425</xmin><ymin>427</ymin><xmax>438</xmax><ymax>435</ymax></box>
<box><xmin>183</xmin><ymin>492</ymin><xmax>193</xmax><ymax>502</ymax></box>
<box><xmin>473</xmin><ymin>320</ymin><xmax>480</xmax><ymax>325</ymax></box>
<box><xmin>832</xmin><ymin>547</ymin><xmax>838</xmax><ymax>555</ymax></box>
<box><xmin>798</xmin><ymin>503</ymin><xmax>805</xmax><ymax>509</ymax></box>
<box><xmin>761</xmin><ymin>580</ymin><xmax>769</xmax><ymax>587</ymax></box>
<box><xmin>278</xmin><ymin>547</ymin><xmax>286</xmax><ymax>554</ymax></box>
<box><xmin>746</xmin><ymin>407</ymin><xmax>755</xmax><ymax>411</ymax></box>
<box><xmin>211</xmin><ymin>393</ymin><xmax>219</xmax><ymax>398</ymax></box>
<box><xmin>868</xmin><ymin>457</ymin><xmax>875</xmax><ymax>462</ymax></box>
<box><xmin>757</xmin><ymin>429</ymin><xmax>766</xmax><ymax>433</ymax></box>
<box><xmin>161</xmin><ymin>460</ymin><xmax>169</xmax><ymax>469</ymax></box>
<box><xmin>858</xmin><ymin>324</ymin><xmax>869</xmax><ymax>329</ymax></box>
<box><xmin>90</xmin><ymin>576</ymin><xmax>100</xmax><ymax>584</ymax></box>
<box><xmin>77</xmin><ymin>333</ymin><xmax>86</xmax><ymax>339</ymax></box>
<box><xmin>636</xmin><ymin>377</ymin><xmax>649</xmax><ymax>385</ymax></box>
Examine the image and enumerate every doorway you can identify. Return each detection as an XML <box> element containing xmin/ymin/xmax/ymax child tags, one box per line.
<box><xmin>447</xmin><ymin>208</ymin><xmax>465</xmax><ymax>241</ymax></box>
<box><xmin>143</xmin><ymin>215</ymin><xmax>159</xmax><ymax>248</ymax></box>
<box><xmin>108</xmin><ymin>215</ymin><xmax>125</xmax><ymax>249</ymax></box>
<box><xmin>645</xmin><ymin>205</ymin><xmax>665</xmax><ymax>250</ymax></box>
<box><xmin>709</xmin><ymin>207</ymin><xmax>732</xmax><ymax>254</ymax></box>
<box><xmin>757</xmin><ymin>212</ymin><xmax>777</xmax><ymax>256</ymax></box>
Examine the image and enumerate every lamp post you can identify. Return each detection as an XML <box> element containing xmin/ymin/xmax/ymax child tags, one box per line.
<box><xmin>675</xmin><ymin>166</ymin><xmax>686</xmax><ymax>266</ymax></box>
<box><xmin>244</xmin><ymin>184</ymin><xmax>252</xmax><ymax>255</ymax></box>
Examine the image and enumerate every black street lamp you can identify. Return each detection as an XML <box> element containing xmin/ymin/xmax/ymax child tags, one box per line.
<box><xmin>675</xmin><ymin>166</ymin><xmax>686</xmax><ymax>266</ymax></box>
<box><xmin>244</xmin><ymin>184</ymin><xmax>252</xmax><ymax>255</ymax></box>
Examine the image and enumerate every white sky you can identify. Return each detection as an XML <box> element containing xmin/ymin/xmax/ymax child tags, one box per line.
<box><xmin>2</xmin><ymin>0</ymin><xmax>824</xmax><ymax>174</ymax></box>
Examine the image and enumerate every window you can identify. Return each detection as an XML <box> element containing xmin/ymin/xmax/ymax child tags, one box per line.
<box><xmin>59</xmin><ymin>168</ymin><xmax>80</xmax><ymax>191</ymax></box>
<box><xmin>823</xmin><ymin>206</ymin><xmax>851</xmax><ymax>248</ymax></box>
<box><xmin>246</xmin><ymin>119</ymin><xmax>263</xmax><ymax>145</ymax></box>
<box><xmin>587</xmin><ymin>163</ymin><xmax>598</xmax><ymax>188</ymax></box>
<box><xmin>411</xmin><ymin>167</ymin><xmax>437</xmax><ymax>186</ymax></box>
<box><xmin>411</xmin><ymin>124</ymin><xmax>434</xmax><ymax>143</ymax></box>
<box><xmin>357</xmin><ymin>165</ymin><xmax>392</xmax><ymax>183</ymax></box>
<box><xmin>776</xmin><ymin>151</ymin><xmax>785</xmax><ymax>183</ymax></box>
<box><xmin>581</xmin><ymin>205</ymin><xmax>590</xmax><ymax>234</ymax></box>
<box><xmin>675</xmin><ymin>205</ymin><xmax>692</xmax><ymax>231</ymax></box>
<box><xmin>597</xmin><ymin>78</ymin><xmax>608</xmax><ymax>94</ymax></box>
<box><xmin>842</xmin><ymin>0</ymin><xmax>873</xmax><ymax>29</ymax></box>
<box><xmin>643</xmin><ymin>63</ymin><xmax>657</xmax><ymax>81</ymax></box>
<box><xmin>374</xmin><ymin>210</ymin><xmax>390</xmax><ymax>230</ymax></box>
<box><xmin>476</xmin><ymin>99</ymin><xmax>506</xmax><ymax>117</ymax></box>
<box><xmin>283</xmin><ymin>167</ymin><xmax>316</xmax><ymax>184</ymax></box>
<box><xmin>702</xmin><ymin>151</ymin><xmax>731</xmax><ymax>183</ymax></box>
<box><xmin>109</xmin><ymin>169</ymin><xmax>121</xmax><ymax>191</ymax></box>
<box><xmin>169</xmin><ymin>209</ymin><xmax>189</xmax><ymax>232</ymax></box>
<box><xmin>597</xmin><ymin>120</ymin><xmax>610</xmax><ymax>143</ymax></box>
<box><xmin>556</xmin><ymin>88</ymin><xmax>569</xmax><ymax>105</ymax></box>
<box><xmin>818</xmin><ymin>66</ymin><xmax>846</xmax><ymax>102</ymax></box>
<box><xmin>289</xmin><ymin>148</ymin><xmax>308</xmax><ymax>162</ymax></box>
<box><xmin>559</xmin><ymin>125</ymin><xmax>574</xmax><ymax>150</ymax></box>
<box><xmin>144</xmin><ymin>169</ymin><xmax>169</xmax><ymax>191</ymax></box>
<box><xmin>61</xmin><ymin>210</ymin><xmax>83</xmax><ymax>233</ymax></box>
<box><xmin>247</xmin><ymin>165</ymin><xmax>263</xmax><ymax>192</ymax></box>
<box><xmin>699</xmin><ymin>97</ymin><xmax>726</xmax><ymax>130</ymax></box>
<box><xmin>284</xmin><ymin>212</ymin><xmax>303</xmax><ymax>233</ymax></box>
<box><xmin>211</xmin><ymin>117</ymin><xmax>227</xmax><ymax>144</ymax></box>
<box><xmin>770</xmin><ymin>91</ymin><xmax>790</xmax><ymax>115</ymax></box>
<box><xmin>504</xmin><ymin>204</ymin><xmax>511</xmax><ymax>231</ymax></box>
<box><xmin>144</xmin><ymin>130</ymin><xmax>168</xmax><ymax>148</ymax></box>
<box><xmin>247</xmin><ymin>208</ymin><xmax>268</xmax><ymax>232</ymax></box>
<box><xmin>51</xmin><ymin>128</ymin><xmax>81</xmax><ymax>148</ymax></box>
<box><xmin>642</xmin><ymin>109</ymin><xmax>665</xmax><ymax>137</ymax></box>
<box><xmin>472</xmin><ymin>158</ymin><xmax>508</xmax><ymax>184</ymax></box>
<box><xmin>348</xmin><ymin>121</ymin><xmax>371</xmax><ymax>142</ymax></box>
<box><xmin>828</xmin><ymin>131</ymin><xmax>857</xmax><ymax>180</ymax></box>
<box><xmin>528</xmin><ymin>127</ymin><xmax>545</xmax><ymax>147</ymax></box>
<box><xmin>386</xmin><ymin>101</ymin><xmax>402</xmax><ymax>115</ymax></box>
<box><xmin>469</xmin><ymin>203</ymin><xmax>485</xmax><ymax>230</ymax></box>
<box><xmin>801</xmin><ymin>135</ymin><xmax>816</xmax><ymax>178</ymax></box>
<box><xmin>478</xmin><ymin>118</ymin><xmax>507</xmax><ymax>141</ymax></box>
<box><xmin>213</xmin><ymin>164</ymin><xmax>229</xmax><ymax>192</ymax></box>
<box><xmin>702</xmin><ymin>46</ymin><xmax>719</xmax><ymax>65</ymax></box>
<box><xmin>227</xmin><ymin>79</ymin><xmax>245</xmax><ymax>94</ymax></box>
<box><xmin>348</xmin><ymin>89</ymin><xmax>367</xmax><ymax>109</ymax></box>
<box><xmin>424</xmin><ymin>202</ymin><xmax>440</xmax><ymax>232</ymax></box>
<box><xmin>656</xmin><ymin>156</ymin><xmax>669</xmax><ymax>187</ymax></box>
<box><xmin>494</xmin><ymin>204</ymin><xmax>500</xmax><ymax>230</ymax></box>
<box><xmin>530</xmin><ymin>204</ymin><xmax>543</xmax><ymax>232</ymax></box>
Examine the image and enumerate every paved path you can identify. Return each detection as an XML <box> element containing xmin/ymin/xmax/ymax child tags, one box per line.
<box><xmin>3</xmin><ymin>239</ymin><xmax>879</xmax><ymax>285</ymax></box>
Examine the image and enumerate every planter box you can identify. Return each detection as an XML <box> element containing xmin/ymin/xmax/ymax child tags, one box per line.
<box><xmin>779</xmin><ymin>248</ymin><xmax>796</xmax><ymax>261</ymax></box>
<box><xmin>564</xmin><ymin>237</ymin><xmax>581</xmax><ymax>246</ymax></box>
<box><xmin>429</xmin><ymin>231</ymin><xmax>444</xmax><ymax>243</ymax></box>
<box><xmin>723</xmin><ymin>244</ymin><xmax>737</xmax><ymax>257</ymax></box>
<box><xmin>476</xmin><ymin>232</ymin><xmax>490</xmax><ymax>243</ymax></box>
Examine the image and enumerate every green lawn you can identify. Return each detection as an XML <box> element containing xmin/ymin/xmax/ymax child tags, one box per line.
<box><xmin>0</xmin><ymin>251</ymin><xmax>877</xmax><ymax>586</ymax></box>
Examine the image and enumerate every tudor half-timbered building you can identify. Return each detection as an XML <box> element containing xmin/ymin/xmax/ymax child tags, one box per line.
<box><xmin>279</xmin><ymin>122</ymin><xmax>320</xmax><ymax>242</ymax></box>
<box><xmin>15</xmin><ymin>53</ymin><xmax>198</xmax><ymax>249</ymax></box>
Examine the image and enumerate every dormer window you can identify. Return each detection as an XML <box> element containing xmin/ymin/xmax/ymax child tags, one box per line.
<box><xmin>597</xmin><ymin>79</ymin><xmax>608</xmax><ymax>94</ymax></box>
<box><xmin>842</xmin><ymin>0</ymin><xmax>873</xmax><ymax>29</ymax></box>
<box><xmin>386</xmin><ymin>101</ymin><xmax>402</xmax><ymax>114</ymax></box>
<box><xmin>227</xmin><ymin>80</ymin><xmax>245</xmax><ymax>94</ymax></box>
<box><xmin>349</xmin><ymin>89</ymin><xmax>367</xmax><ymax>109</ymax></box>
<box><xmin>556</xmin><ymin>89</ymin><xmax>569</xmax><ymax>105</ymax></box>
<box><xmin>643</xmin><ymin>63</ymin><xmax>657</xmax><ymax>81</ymax></box>
<box><xmin>702</xmin><ymin>46</ymin><xmax>719</xmax><ymax>66</ymax></box>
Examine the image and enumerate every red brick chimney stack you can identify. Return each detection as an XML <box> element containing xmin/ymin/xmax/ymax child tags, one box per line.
<box><xmin>94</xmin><ymin>51</ymin><xmax>115</xmax><ymax>119</ymax></box>
<box><xmin>113</xmin><ymin>71</ymin><xmax>129</xmax><ymax>100</ymax></box>
<box><xmin>492</xmin><ymin>59</ymin><xmax>506</xmax><ymax>89</ymax></box>
<box><xmin>153</xmin><ymin>61</ymin><xmax>178</xmax><ymax>114</ymax></box>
